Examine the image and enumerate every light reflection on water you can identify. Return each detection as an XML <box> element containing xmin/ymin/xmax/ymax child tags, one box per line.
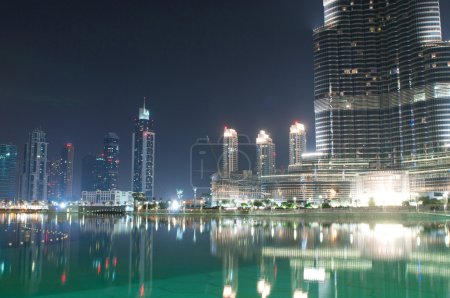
<box><xmin>0</xmin><ymin>213</ymin><xmax>449</xmax><ymax>297</ymax></box>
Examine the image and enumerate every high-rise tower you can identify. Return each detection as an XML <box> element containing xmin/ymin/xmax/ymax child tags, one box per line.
<box><xmin>47</xmin><ymin>159</ymin><xmax>62</xmax><ymax>200</ymax></box>
<box><xmin>289</xmin><ymin>122</ymin><xmax>307</xmax><ymax>166</ymax></box>
<box><xmin>223</xmin><ymin>127</ymin><xmax>238</xmax><ymax>178</ymax></box>
<box><xmin>0</xmin><ymin>144</ymin><xmax>17</xmax><ymax>200</ymax></box>
<box><xmin>132</xmin><ymin>98</ymin><xmax>155</xmax><ymax>198</ymax></box>
<box><xmin>314</xmin><ymin>0</ymin><xmax>450</xmax><ymax>172</ymax></box>
<box><xmin>20</xmin><ymin>128</ymin><xmax>48</xmax><ymax>201</ymax></box>
<box><xmin>256</xmin><ymin>130</ymin><xmax>275</xmax><ymax>176</ymax></box>
<box><xmin>102</xmin><ymin>133</ymin><xmax>120</xmax><ymax>191</ymax></box>
<box><xmin>60</xmin><ymin>143</ymin><xmax>74</xmax><ymax>199</ymax></box>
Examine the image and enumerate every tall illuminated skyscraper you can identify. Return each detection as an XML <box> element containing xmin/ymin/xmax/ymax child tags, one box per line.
<box><xmin>314</xmin><ymin>0</ymin><xmax>450</xmax><ymax>190</ymax></box>
<box><xmin>20</xmin><ymin>128</ymin><xmax>48</xmax><ymax>201</ymax></box>
<box><xmin>60</xmin><ymin>143</ymin><xmax>74</xmax><ymax>199</ymax></box>
<box><xmin>289</xmin><ymin>122</ymin><xmax>306</xmax><ymax>166</ymax></box>
<box><xmin>223</xmin><ymin>127</ymin><xmax>238</xmax><ymax>178</ymax></box>
<box><xmin>0</xmin><ymin>144</ymin><xmax>17</xmax><ymax>200</ymax></box>
<box><xmin>256</xmin><ymin>130</ymin><xmax>275</xmax><ymax>176</ymax></box>
<box><xmin>47</xmin><ymin>159</ymin><xmax>62</xmax><ymax>200</ymax></box>
<box><xmin>132</xmin><ymin>99</ymin><xmax>155</xmax><ymax>198</ymax></box>
<box><xmin>102</xmin><ymin>132</ymin><xmax>120</xmax><ymax>191</ymax></box>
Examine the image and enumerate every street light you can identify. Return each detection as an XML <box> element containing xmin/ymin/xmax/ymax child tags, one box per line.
<box><xmin>193</xmin><ymin>187</ymin><xmax>197</xmax><ymax>209</ymax></box>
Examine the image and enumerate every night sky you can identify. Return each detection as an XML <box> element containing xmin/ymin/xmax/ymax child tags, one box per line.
<box><xmin>1</xmin><ymin>1</ymin><xmax>449</xmax><ymax>199</ymax></box>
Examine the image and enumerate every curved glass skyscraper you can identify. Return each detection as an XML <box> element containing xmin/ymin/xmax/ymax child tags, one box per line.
<box><xmin>314</xmin><ymin>0</ymin><xmax>450</xmax><ymax>191</ymax></box>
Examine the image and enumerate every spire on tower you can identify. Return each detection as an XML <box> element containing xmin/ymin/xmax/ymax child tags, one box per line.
<box><xmin>139</xmin><ymin>96</ymin><xmax>150</xmax><ymax>120</ymax></box>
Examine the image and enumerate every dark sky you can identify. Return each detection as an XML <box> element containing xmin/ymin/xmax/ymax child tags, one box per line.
<box><xmin>1</xmin><ymin>1</ymin><xmax>449</xmax><ymax>199</ymax></box>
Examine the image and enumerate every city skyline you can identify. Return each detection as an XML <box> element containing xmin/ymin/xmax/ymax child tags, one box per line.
<box><xmin>0</xmin><ymin>1</ymin><xmax>449</xmax><ymax>198</ymax></box>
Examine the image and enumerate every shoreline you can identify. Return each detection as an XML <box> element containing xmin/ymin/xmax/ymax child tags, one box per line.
<box><xmin>1</xmin><ymin>207</ymin><xmax>450</xmax><ymax>221</ymax></box>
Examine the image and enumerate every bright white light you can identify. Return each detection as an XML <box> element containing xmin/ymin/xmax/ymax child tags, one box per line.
<box><xmin>303</xmin><ymin>268</ymin><xmax>326</xmax><ymax>282</ymax></box>
<box><xmin>293</xmin><ymin>290</ymin><xmax>308</xmax><ymax>298</ymax></box>
<box><xmin>59</xmin><ymin>202</ymin><xmax>67</xmax><ymax>209</ymax></box>
<box><xmin>170</xmin><ymin>200</ymin><xmax>180</xmax><ymax>211</ymax></box>
<box><xmin>223</xmin><ymin>285</ymin><xmax>233</xmax><ymax>297</ymax></box>
<box><xmin>257</xmin><ymin>280</ymin><xmax>265</xmax><ymax>294</ymax></box>
<box><xmin>301</xmin><ymin>152</ymin><xmax>324</xmax><ymax>158</ymax></box>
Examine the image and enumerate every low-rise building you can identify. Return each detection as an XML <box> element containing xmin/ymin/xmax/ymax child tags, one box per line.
<box><xmin>81</xmin><ymin>190</ymin><xmax>133</xmax><ymax>206</ymax></box>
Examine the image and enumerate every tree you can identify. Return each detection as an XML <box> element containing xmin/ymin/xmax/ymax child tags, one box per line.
<box><xmin>158</xmin><ymin>201</ymin><xmax>169</xmax><ymax>210</ymax></box>
<box><xmin>368</xmin><ymin>197</ymin><xmax>376</xmax><ymax>207</ymax></box>
<box><xmin>253</xmin><ymin>201</ymin><xmax>263</xmax><ymax>208</ymax></box>
<box><xmin>132</xmin><ymin>192</ymin><xmax>146</xmax><ymax>211</ymax></box>
<box><xmin>322</xmin><ymin>202</ymin><xmax>331</xmax><ymax>209</ymax></box>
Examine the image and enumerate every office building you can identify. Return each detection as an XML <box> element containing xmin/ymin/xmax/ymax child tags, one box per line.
<box><xmin>20</xmin><ymin>128</ymin><xmax>48</xmax><ymax>201</ymax></box>
<box><xmin>132</xmin><ymin>99</ymin><xmax>155</xmax><ymax>198</ymax></box>
<box><xmin>0</xmin><ymin>144</ymin><xmax>17</xmax><ymax>200</ymax></box>
<box><xmin>102</xmin><ymin>132</ymin><xmax>120</xmax><ymax>191</ymax></box>
<box><xmin>81</xmin><ymin>190</ymin><xmax>133</xmax><ymax>206</ymax></box>
<box><xmin>60</xmin><ymin>143</ymin><xmax>74</xmax><ymax>199</ymax></box>
<box><xmin>47</xmin><ymin>159</ymin><xmax>63</xmax><ymax>200</ymax></box>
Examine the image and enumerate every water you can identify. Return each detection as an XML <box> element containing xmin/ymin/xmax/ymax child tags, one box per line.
<box><xmin>0</xmin><ymin>213</ymin><xmax>449</xmax><ymax>298</ymax></box>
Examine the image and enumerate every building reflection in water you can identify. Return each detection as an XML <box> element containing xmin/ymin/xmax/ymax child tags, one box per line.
<box><xmin>209</xmin><ymin>218</ymin><xmax>450</xmax><ymax>298</ymax></box>
<box><xmin>0</xmin><ymin>213</ymin><xmax>154</xmax><ymax>297</ymax></box>
<box><xmin>1</xmin><ymin>213</ymin><xmax>450</xmax><ymax>297</ymax></box>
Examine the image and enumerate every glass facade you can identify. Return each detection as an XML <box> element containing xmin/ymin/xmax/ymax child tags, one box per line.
<box><xmin>256</xmin><ymin>130</ymin><xmax>275</xmax><ymax>176</ymax></box>
<box><xmin>131</xmin><ymin>101</ymin><xmax>155</xmax><ymax>198</ymax></box>
<box><xmin>0</xmin><ymin>144</ymin><xmax>17</xmax><ymax>200</ymax></box>
<box><xmin>60</xmin><ymin>143</ymin><xmax>74</xmax><ymax>199</ymax></box>
<box><xmin>102</xmin><ymin>132</ymin><xmax>120</xmax><ymax>191</ymax></box>
<box><xmin>20</xmin><ymin>128</ymin><xmax>48</xmax><ymax>201</ymax></box>
<box><xmin>314</xmin><ymin>0</ymin><xmax>450</xmax><ymax>192</ymax></box>
<box><xmin>223</xmin><ymin>128</ymin><xmax>238</xmax><ymax>178</ymax></box>
<box><xmin>289</xmin><ymin>122</ymin><xmax>307</xmax><ymax>166</ymax></box>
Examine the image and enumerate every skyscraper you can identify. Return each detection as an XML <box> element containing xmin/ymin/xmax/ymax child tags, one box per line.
<box><xmin>60</xmin><ymin>143</ymin><xmax>74</xmax><ymax>199</ymax></box>
<box><xmin>132</xmin><ymin>99</ymin><xmax>155</xmax><ymax>198</ymax></box>
<box><xmin>47</xmin><ymin>159</ymin><xmax>63</xmax><ymax>200</ymax></box>
<box><xmin>20</xmin><ymin>128</ymin><xmax>48</xmax><ymax>201</ymax></box>
<box><xmin>256</xmin><ymin>130</ymin><xmax>275</xmax><ymax>176</ymax></box>
<box><xmin>289</xmin><ymin>122</ymin><xmax>306</xmax><ymax>166</ymax></box>
<box><xmin>102</xmin><ymin>132</ymin><xmax>120</xmax><ymax>191</ymax></box>
<box><xmin>314</xmin><ymin>0</ymin><xmax>450</xmax><ymax>188</ymax></box>
<box><xmin>0</xmin><ymin>144</ymin><xmax>17</xmax><ymax>200</ymax></box>
<box><xmin>223</xmin><ymin>127</ymin><xmax>238</xmax><ymax>178</ymax></box>
<box><xmin>81</xmin><ymin>153</ymin><xmax>97</xmax><ymax>192</ymax></box>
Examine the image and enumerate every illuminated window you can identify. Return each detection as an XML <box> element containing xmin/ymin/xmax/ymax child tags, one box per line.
<box><xmin>352</xmin><ymin>68</ymin><xmax>358</xmax><ymax>74</ymax></box>
<box><xmin>344</xmin><ymin>69</ymin><xmax>352</xmax><ymax>74</ymax></box>
<box><xmin>351</xmin><ymin>41</ymin><xmax>357</xmax><ymax>47</ymax></box>
<box><xmin>370</xmin><ymin>27</ymin><xmax>376</xmax><ymax>32</ymax></box>
<box><xmin>431</xmin><ymin>53</ymin><xmax>436</xmax><ymax>59</ymax></box>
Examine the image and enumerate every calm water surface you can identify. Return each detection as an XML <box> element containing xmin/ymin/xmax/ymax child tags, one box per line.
<box><xmin>0</xmin><ymin>213</ymin><xmax>449</xmax><ymax>298</ymax></box>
